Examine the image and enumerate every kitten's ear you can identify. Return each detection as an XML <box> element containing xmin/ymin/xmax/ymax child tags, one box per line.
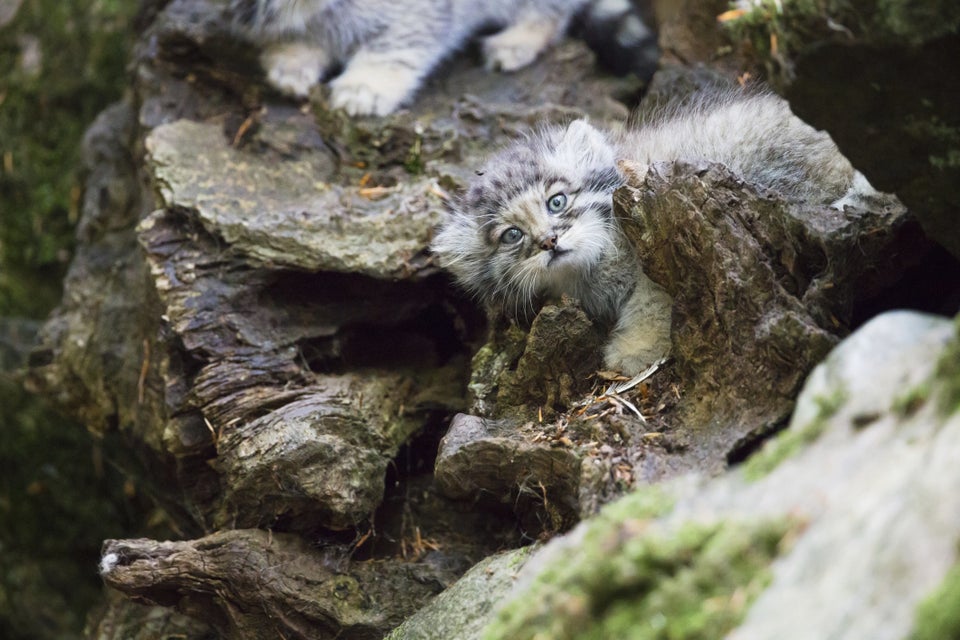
<box><xmin>557</xmin><ymin>119</ymin><xmax>615</xmax><ymax>167</ymax></box>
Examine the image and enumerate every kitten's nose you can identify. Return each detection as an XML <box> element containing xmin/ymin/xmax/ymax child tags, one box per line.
<box><xmin>539</xmin><ymin>234</ymin><xmax>558</xmax><ymax>251</ymax></box>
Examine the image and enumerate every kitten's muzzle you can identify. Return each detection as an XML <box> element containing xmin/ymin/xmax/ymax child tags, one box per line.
<box><xmin>539</xmin><ymin>233</ymin><xmax>559</xmax><ymax>251</ymax></box>
<box><xmin>546</xmin><ymin>248</ymin><xmax>570</xmax><ymax>265</ymax></box>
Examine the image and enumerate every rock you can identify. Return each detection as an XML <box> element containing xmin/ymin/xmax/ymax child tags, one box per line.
<box><xmin>435</xmin><ymin>414</ymin><xmax>585</xmax><ymax>533</ymax></box>
<box><xmin>727</xmin><ymin>310</ymin><xmax>958</xmax><ymax>639</ymax></box>
<box><xmin>384</xmin><ymin>547</ymin><xmax>536</xmax><ymax>640</ymax></box>
<box><xmin>24</xmin><ymin>0</ymin><xmax>957</xmax><ymax>635</ymax></box>
<box><xmin>215</xmin><ymin>374</ymin><xmax>433</xmax><ymax>530</ymax></box>
<box><xmin>437</xmin><ymin>310</ymin><xmax>960</xmax><ymax>639</ymax></box>
<box><xmin>654</xmin><ymin>0</ymin><xmax>734</xmax><ymax>69</ymax></box>
<box><xmin>145</xmin><ymin>117</ymin><xmax>442</xmax><ymax>278</ymax></box>
<box><xmin>26</xmin><ymin>100</ymin><xmax>152</xmax><ymax>437</ymax></box>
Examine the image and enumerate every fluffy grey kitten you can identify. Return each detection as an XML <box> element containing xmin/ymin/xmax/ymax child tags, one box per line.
<box><xmin>432</xmin><ymin>88</ymin><xmax>879</xmax><ymax>375</ymax></box>
<box><xmin>230</xmin><ymin>0</ymin><xmax>589</xmax><ymax>116</ymax></box>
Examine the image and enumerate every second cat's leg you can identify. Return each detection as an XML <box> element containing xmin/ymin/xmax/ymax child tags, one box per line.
<box><xmin>261</xmin><ymin>41</ymin><xmax>330</xmax><ymax>98</ymax></box>
<box><xmin>482</xmin><ymin>10</ymin><xmax>569</xmax><ymax>72</ymax></box>
<box><xmin>328</xmin><ymin>32</ymin><xmax>449</xmax><ymax>116</ymax></box>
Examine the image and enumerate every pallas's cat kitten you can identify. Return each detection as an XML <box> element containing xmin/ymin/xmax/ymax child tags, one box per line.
<box><xmin>230</xmin><ymin>0</ymin><xmax>590</xmax><ymax>116</ymax></box>
<box><xmin>432</xmin><ymin>87</ymin><xmax>879</xmax><ymax>375</ymax></box>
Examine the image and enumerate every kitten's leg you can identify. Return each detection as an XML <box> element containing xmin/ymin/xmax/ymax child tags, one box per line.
<box><xmin>603</xmin><ymin>272</ymin><xmax>673</xmax><ymax>376</ymax></box>
<box><xmin>328</xmin><ymin>41</ymin><xmax>443</xmax><ymax>116</ymax></box>
<box><xmin>483</xmin><ymin>12</ymin><xmax>569</xmax><ymax>72</ymax></box>
<box><xmin>261</xmin><ymin>41</ymin><xmax>330</xmax><ymax>98</ymax></box>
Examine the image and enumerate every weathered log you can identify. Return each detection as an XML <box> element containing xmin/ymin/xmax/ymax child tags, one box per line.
<box><xmin>214</xmin><ymin>374</ymin><xmax>446</xmax><ymax>530</ymax></box>
<box><xmin>100</xmin><ymin>529</ymin><xmax>444</xmax><ymax>640</ymax></box>
<box><xmin>619</xmin><ymin>157</ymin><xmax>911</xmax><ymax>448</ymax></box>
<box><xmin>495</xmin><ymin>302</ymin><xmax>606</xmax><ymax>416</ymax></box>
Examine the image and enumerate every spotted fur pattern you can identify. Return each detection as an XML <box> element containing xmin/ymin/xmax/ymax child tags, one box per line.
<box><xmin>432</xmin><ymin>86</ymin><xmax>879</xmax><ymax>373</ymax></box>
<box><xmin>229</xmin><ymin>0</ymin><xmax>589</xmax><ymax>115</ymax></box>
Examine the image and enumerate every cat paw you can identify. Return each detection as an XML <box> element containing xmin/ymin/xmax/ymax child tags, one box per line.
<box><xmin>329</xmin><ymin>64</ymin><xmax>416</xmax><ymax>116</ymax></box>
<box><xmin>483</xmin><ymin>23</ymin><xmax>553</xmax><ymax>72</ymax></box>
<box><xmin>261</xmin><ymin>42</ymin><xmax>328</xmax><ymax>98</ymax></box>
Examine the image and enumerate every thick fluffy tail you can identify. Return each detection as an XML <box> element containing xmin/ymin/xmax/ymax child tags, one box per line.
<box><xmin>574</xmin><ymin>0</ymin><xmax>659</xmax><ymax>79</ymax></box>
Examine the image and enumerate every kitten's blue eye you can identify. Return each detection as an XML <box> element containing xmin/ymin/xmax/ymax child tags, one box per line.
<box><xmin>500</xmin><ymin>227</ymin><xmax>524</xmax><ymax>245</ymax></box>
<box><xmin>547</xmin><ymin>193</ymin><xmax>567</xmax><ymax>213</ymax></box>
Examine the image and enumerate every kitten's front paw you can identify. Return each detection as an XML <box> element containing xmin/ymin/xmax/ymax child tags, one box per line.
<box><xmin>328</xmin><ymin>64</ymin><xmax>416</xmax><ymax>116</ymax></box>
<box><xmin>261</xmin><ymin>42</ymin><xmax>329</xmax><ymax>98</ymax></box>
<box><xmin>482</xmin><ymin>23</ymin><xmax>553</xmax><ymax>72</ymax></box>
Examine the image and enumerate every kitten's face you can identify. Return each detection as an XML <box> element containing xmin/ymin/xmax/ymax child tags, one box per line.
<box><xmin>433</xmin><ymin>120</ymin><xmax>624</xmax><ymax>319</ymax></box>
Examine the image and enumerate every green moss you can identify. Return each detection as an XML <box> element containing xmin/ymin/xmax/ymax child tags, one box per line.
<box><xmin>403</xmin><ymin>133</ymin><xmax>425</xmax><ymax>175</ymax></box>
<box><xmin>812</xmin><ymin>385</ymin><xmax>847</xmax><ymax>419</ymax></box>
<box><xmin>741</xmin><ymin>385</ymin><xmax>845</xmax><ymax>481</ymax></box>
<box><xmin>934</xmin><ymin>316</ymin><xmax>960</xmax><ymax>415</ymax></box>
<box><xmin>0</xmin><ymin>0</ymin><xmax>137</xmax><ymax>317</ymax></box>
<box><xmin>596</xmin><ymin>484</ymin><xmax>676</xmax><ymax>524</ymax></box>
<box><xmin>740</xmin><ymin>419</ymin><xmax>826</xmax><ymax>481</ymax></box>
<box><xmin>480</xmin><ymin>487</ymin><xmax>790</xmax><ymax>640</ymax></box>
<box><xmin>892</xmin><ymin>383</ymin><xmax>931</xmax><ymax>417</ymax></box>
<box><xmin>908</xmin><ymin>560</ymin><xmax>960</xmax><ymax>640</ymax></box>
<box><xmin>723</xmin><ymin>0</ymin><xmax>960</xmax><ymax>71</ymax></box>
<box><xmin>721</xmin><ymin>0</ymin><xmax>801</xmax><ymax>66</ymax></box>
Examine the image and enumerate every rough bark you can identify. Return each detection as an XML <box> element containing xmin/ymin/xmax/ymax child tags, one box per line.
<box><xmin>618</xmin><ymin>157</ymin><xmax>912</xmax><ymax>441</ymax></box>
<box><xmin>100</xmin><ymin>530</ymin><xmax>444</xmax><ymax>640</ymax></box>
